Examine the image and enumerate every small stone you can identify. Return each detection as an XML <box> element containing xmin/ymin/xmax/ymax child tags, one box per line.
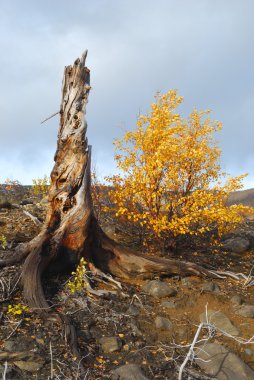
<box><xmin>142</xmin><ymin>280</ymin><xmax>177</xmax><ymax>298</ymax></box>
<box><xmin>126</xmin><ymin>305</ymin><xmax>139</xmax><ymax>316</ymax></box>
<box><xmin>130</xmin><ymin>322</ymin><xmax>143</xmax><ymax>337</ymax></box>
<box><xmin>20</xmin><ymin>199</ymin><xmax>34</xmax><ymax>205</ymax></box>
<box><xmin>181</xmin><ymin>277</ymin><xmax>194</xmax><ymax>286</ymax></box>
<box><xmin>78</xmin><ymin>329</ymin><xmax>92</xmax><ymax>341</ymax></box>
<box><xmin>199</xmin><ymin>310</ymin><xmax>240</xmax><ymax>336</ymax></box>
<box><xmin>123</xmin><ymin>344</ymin><xmax>129</xmax><ymax>351</ymax></box>
<box><xmin>14</xmin><ymin>357</ymin><xmax>45</xmax><ymax>372</ymax></box>
<box><xmin>177</xmin><ymin>327</ymin><xmax>189</xmax><ymax>341</ymax></box>
<box><xmin>161</xmin><ymin>300</ymin><xmax>177</xmax><ymax>309</ymax></box>
<box><xmin>35</xmin><ymin>338</ymin><xmax>45</xmax><ymax>345</ymax></box>
<box><xmin>230</xmin><ymin>295</ymin><xmax>243</xmax><ymax>306</ymax></box>
<box><xmin>236</xmin><ymin>304</ymin><xmax>254</xmax><ymax>318</ymax></box>
<box><xmin>201</xmin><ymin>282</ymin><xmax>220</xmax><ymax>293</ymax></box>
<box><xmin>99</xmin><ymin>336</ymin><xmax>122</xmax><ymax>353</ymax></box>
<box><xmin>195</xmin><ymin>343</ymin><xmax>254</xmax><ymax>380</ymax></box>
<box><xmin>154</xmin><ymin>316</ymin><xmax>173</xmax><ymax>330</ymax></box>
<box><xmin>111</xmin><ymin>364</ymin><xmax>149</xmax><ymax>380</ymax></box>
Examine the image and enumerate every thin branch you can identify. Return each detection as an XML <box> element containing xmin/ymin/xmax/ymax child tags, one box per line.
<box><xmin>2</xmin><ymin>361</ymin><xmax>8</xmax><ymax>380</ymax></box>
<box><xmin>50</xmin><ymin>341</ymin><xmax>54</xmax><ymax>380</ymax></box>
<box><xmin>178</xmin><ymin>322</ymin><xmax>204</xmax><ymax>380</ymax></box>
<box><xmin>5</xmin><ymin>319</ymin><xmax>23</xmax><ymax>340</ymax></box>
<box><xmin>41</xmin><ymin>111</ymin><xmax>60</xmax><ymax>125</ymax></box>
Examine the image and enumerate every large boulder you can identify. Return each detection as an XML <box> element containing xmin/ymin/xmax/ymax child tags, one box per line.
<box><xmin>195</xmin><ymin>343</ymin><xmax>254</xmax><ymax>380</ymax></box>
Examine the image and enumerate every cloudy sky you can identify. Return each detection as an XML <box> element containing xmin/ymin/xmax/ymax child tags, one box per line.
<box><xmin>0</xmin><ymin>0</ymin><xmax>253</xmax><ymax>188</ymax></box>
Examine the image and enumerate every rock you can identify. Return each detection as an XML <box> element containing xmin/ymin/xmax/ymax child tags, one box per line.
<box><xmin>223</xmin><ymin>237</ymin><xmax>250</xmax><ymax>253</ymax></box>
<box><xmin>195</xmin><ymin>343</ymin><xmax>254</xmax><ymax>380</ymax></box>
<box><xmin>102</xmin><ymin>224</ymin><xmax>116</xmax><ymax>239</ymax></box>
<box><xmin>99</xmin><ymin>336</ymin><xmax>122</xmax><ymax>353</ymax></box>
<box><xmin>201</xmin><ymin>281</ymin><xmax>220</xmax><ymax>293</ymax></box>
<box><xmin>154</xmin><ymin>316</ymin><xmax>172</xmax><ymax>330</ymax></box>
<box><xmin>40</xmin><ymin>196</ymin><xmax>48</xmax><ymax>205</ymax></box>
<box><xmin>181</xmin><ymin>277</ymin><xmax>193</xmax><ymax>286</ymax></box>
<box><xmin>244</xmin><ymin>349</ymin><xmax>253</xmax><ymax>356</ymax></box>
<box><xmin>20</xmin><ymin>199</ymin><xmax>34</xmax><ymax>205</ymax></box>
<box><xmin>73</xmin><ymin>296</ymin><xmax>88</xmax><ymax>308</ymax></box>
<box><xmin>123</xmin><ymin>344</ymin><xmax>130</xmax><ymax>351</ymax></box>
<box><xmin>111</xmin><ymin>364</ymin><xmax>149</xmax><ymax>380</ymax></box>
<box><xmin>181</xmin><ymin>277</ymin><xmax>199</xmax><ymax>286</ymax></box>
<box><xmin>14</xmin><ymin>356</ymin><xmax>45</xmax><ymax>372</ymax></box>
<box><xmin>142</xmin><ymin>280</ymin><xmax>177</xmax><ymax>298</ymax></box>
<box><xmin>199</xmin><ymin>310</ymin><xmax>240</xmax><ymax>336</ymax></box>
<box><xmin>0</xmin><ymin>201</ymin><xmax>12</xmax><ymax>209</ymax></box>
<box><xmin>4</xmin><ymin>338</ymin><xmax>35</xmax><ymax>352</ymax></box>
<box><xmin>78</xmin><ymin>329</ymin><xmax>92</xmax><ymax>341</ymax></box>
<box><xmin>130</xmin><ymin>322</ymin><xmax>143</xmax><ymax>337</ymax></box>
<box><xmin>230</xmin><ymin>295</ymin><xmax>243</xmax><ymax>306</ymax></box>
<box><xmin>161</xmin><ymin>300</ymin><xmax>177</xmax><ymax>309</ymax></box>
<box><xmin>236</xmin><ymin>304</ymin><xmax>254</xmax><ymax>318</ymax></box>
<box><xmin>126</xmin><ymin>305</ymin><xmax>139</xmax><ymax>316</ymax></box>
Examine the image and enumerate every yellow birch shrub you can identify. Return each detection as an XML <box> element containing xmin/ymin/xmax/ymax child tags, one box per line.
<box><xmin>31</xmin><ymin>175</ymin><xmax>50</xmax><ymax>197</ymax></box>
<box><xmin>0</xmin><ymin>235</ymin><xmax>7</xmax><ymax>249</ymax></box>
<box><xmin>107</xmin><ymin>90</ymin><xmax>253</xmax><ymax>249</ymax></box>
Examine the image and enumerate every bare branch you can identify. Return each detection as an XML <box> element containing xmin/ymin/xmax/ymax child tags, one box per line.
<box><xmin>41</xmin><ymin>111</ymin><xmax>60</xmax><ymax>125</ymax></box>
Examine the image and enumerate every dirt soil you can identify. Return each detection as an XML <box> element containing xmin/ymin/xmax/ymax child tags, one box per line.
<box><xmin>1</xmin><ymin>194</ymin><xmax>254</xmax><ymax>379</ymax></box>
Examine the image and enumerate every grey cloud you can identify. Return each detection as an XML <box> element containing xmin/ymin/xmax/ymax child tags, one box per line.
<box><xmin>0</xmin><ymin>0</ymin><xmax>253</xmax><ymax>186</ymax></box>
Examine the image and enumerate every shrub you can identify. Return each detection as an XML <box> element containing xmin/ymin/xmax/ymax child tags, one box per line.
<box><xmin>107</xmin><ymin>90</ymin><xmax>254</xmax><ymax>251</ymax></box>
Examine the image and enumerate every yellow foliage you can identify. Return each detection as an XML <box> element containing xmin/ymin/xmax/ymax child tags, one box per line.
<box><xmin>66</xmin><ymin>258</ymin><xmax>88</xmax><ymax>293</ymax></box>
<box><xmin>31</xmin><ymin>175</ymin><xmax>50</xmax><ymax>197</ymax></box>
<box><xmin>7</xmin><ymin>303</ymin><xmax>29</xmax><ymax>318</ymax></box>
<box><xmin>107</xmin><ymin>90</ymin><xmax>254</xmax><ymax>247</ymax></box>
<box><xmin>0</xmin><ymin>235</ymin><xmax>7</xmax><ymax>249</ymax></box>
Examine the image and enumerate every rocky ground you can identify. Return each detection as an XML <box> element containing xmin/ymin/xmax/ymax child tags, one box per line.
<box><xmin>1</xmin><ymin>188</ymin><xmax>254</xmax><ymax>379</ymax></box>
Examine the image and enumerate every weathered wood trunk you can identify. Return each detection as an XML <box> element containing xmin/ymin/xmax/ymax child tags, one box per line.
<box><xmin>21</xmin><ymin>51</ymin><xmax>93</xmax><ymax>309</ymax></box>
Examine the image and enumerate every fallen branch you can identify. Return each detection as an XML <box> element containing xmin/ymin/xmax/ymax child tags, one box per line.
<box><xmin>178</xmin><ymin>322</ymin><xmax>204</xmax><ymax>380</ymax></box>
<box><xmin>22</xmin><ymin>210</ymin><xmax>42</xmax><ymax>226</ymax></box>
<box><xmin>2</xmin><ymin>361</ymin><xmax>8</xmax><ymax>380</ymax></box>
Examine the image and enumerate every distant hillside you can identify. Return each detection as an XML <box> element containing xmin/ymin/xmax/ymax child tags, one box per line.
<box><xmin>228</xmin><ymin>188</ymin><xmax>254</xmax><ymax>208</ymax></box>
<box><xmin>1</xmin><ymin>184</ymin><xmax>254</xmax><ymax>208</ymax></box>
